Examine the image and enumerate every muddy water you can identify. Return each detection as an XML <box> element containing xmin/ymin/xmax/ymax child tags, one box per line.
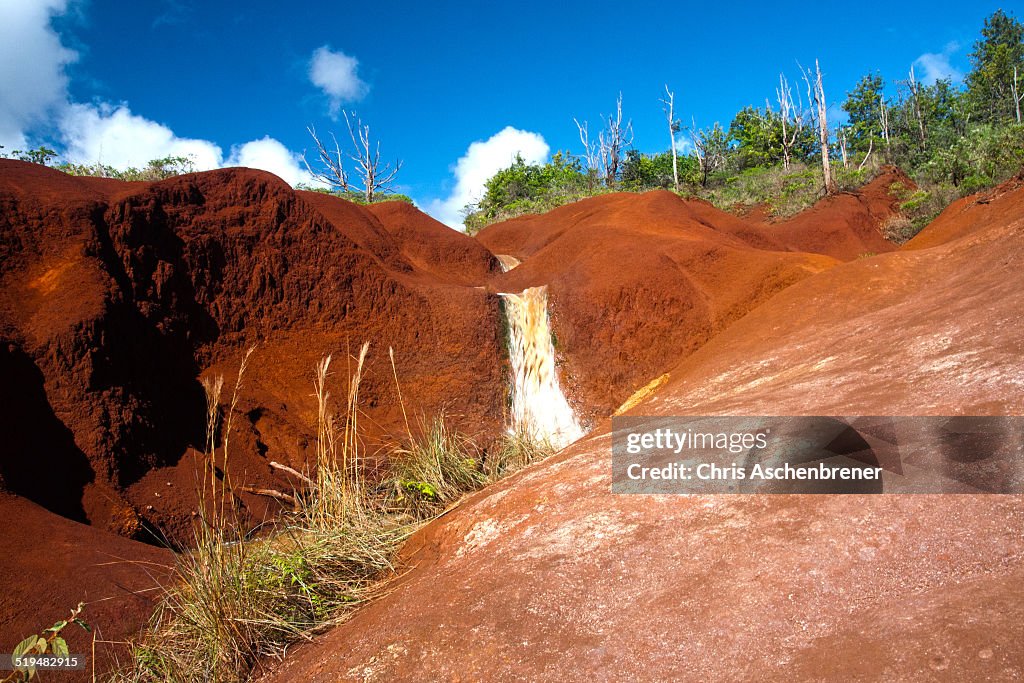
<box><xmin>497</xmin><ymin>254</ymin><xmax>582</xmax><ymax>448</ymax></box>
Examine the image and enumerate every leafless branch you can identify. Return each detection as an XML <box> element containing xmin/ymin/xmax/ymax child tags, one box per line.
<box><xmin>598</xmin><ymin>92</ymin><xmax>633</xmax><ymax>186</ymax></box>
<box><xmin>659</xmin><ymin>85</ymin><xmax>681</xmax><ymax>191</ymax></box>
<box><xmin>303</xmin><ymin>126</ymin><xmax>349</xmax><ymax>190</ymax></box>
<box><xmin>776</xmin><ymin>73</ymin><xmax>803</xmax><ymax>171</ymax></box>
<box><xmin>800</xmin><ymin>59</ymin><xmax>835</xmax><ymax>195</ymax></box>
<box><xmin>343</xmin><ymin>111</ymin><xmax>403</xmax><ymax>203</ymax></box>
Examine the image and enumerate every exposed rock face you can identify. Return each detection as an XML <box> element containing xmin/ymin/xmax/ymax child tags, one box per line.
<box><xmin>477</xmin><ymin>169</ymin><xmax>907</xmax><ymax>421</ymax></box>
<box><xmin>260</xmin><ymin>174</ymin><xmax>1024</xmax><ymax>682</ymax></box>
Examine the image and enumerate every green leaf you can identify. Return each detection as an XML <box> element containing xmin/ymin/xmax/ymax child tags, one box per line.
<box><xmin>51</xmin><ymin>637</ymin><xmax>69</xmax><ymax>658</ymax></box>
<box><xmin>73</xmin><ymin>618</ymin><xmax>91</xmax><ymax>633</ymax></box>
<box><xmin>45</xmin><ymin>620</ymin><xmax>67</xmax><ymax>634</ymax></box>
<box><xmin>12</xmin><ymin>635</ymin><xmax>39</xmax><ymax>658</ymax></box>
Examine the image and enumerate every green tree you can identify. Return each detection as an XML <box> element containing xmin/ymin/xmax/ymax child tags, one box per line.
<box><xmin>842</xmin><ymin>74</ymin><xmax>885</xmax><ymax>156</ymax></box>
<box><xmin>620</xmin><ymin>150</ymin><xmax>679</xmax><ymax>189</ymax></box>
<box><xmin>728</xmin><ymin>106</ymin><xmax>782</xmax><ymax>169</ymax></box>
<box><xmin>966</xmin><ymin>9</ymin><xmax>1024</xmax><ymax>123</ymax></box>
<box><xmin>2</xmin><ymin>146</ymin><xmax>58</xmax><ymax>165</ymax></box>
<box><xmin>468</xmin><ymin>151</ymin><xmax>588</xmax><ymax>225</ymax></box>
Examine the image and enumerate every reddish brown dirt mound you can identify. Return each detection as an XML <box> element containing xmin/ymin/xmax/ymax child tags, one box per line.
<box><xmin>903</xmin><ymin>171</ymin><xmax>1024</xmax><ymax>251</ymax></box>
<box><xmin>0</xmin><ymin>159</ymin><xmax>504</xmax><ymax>525</ymax></box>
<box><xmin>0</xmin><ymin>160</ymin><xmax>507</xmax><ymax>654</ymax></box>
<box><xmin>364</xmin><ymin>200</ymin><xmax>500</xmax><ymax>286</ymax></box>
<box><xmin>260</xmin><ymin>178</ymin><xmax>1024</xmax><ymax>683</ymax></box>
<box><xmin>476</xmin><ymin>173</ymin><xmax>905</xmax><ymax>420</ymax></box>
<box><xmin>641</xmin><ymin>173</ymin><xmax>1024</xmax><ymax>416</ymax></box>
<box><xmin>750</xmin><ymin>165</ymin><xmax>910</xmax><ymax>257</ymax></box>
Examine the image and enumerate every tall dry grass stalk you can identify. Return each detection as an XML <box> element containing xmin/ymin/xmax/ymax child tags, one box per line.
<box><xmin>120</xmin><ymin>342</ymin><xmax>556</xmax><ymax>683</ymax></box>
<box><xmin>305</xmin><ymin>342</ymin><xmax>372</xmax><ymax>530</ymax></box>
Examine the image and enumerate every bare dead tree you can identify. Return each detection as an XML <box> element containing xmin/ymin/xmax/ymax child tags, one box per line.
<box><xmin>801</xmin><ymin>59</ymin><xmax>836</xmax><ymax>195</ymax></box>
<box><xmin>838</xmin><ymin>126</ymin><xmax>849</xmax><ymax>169</ymax></box>
<box><xmin>598</xmin><ymin>93</ymin><xmax>633</xmax><ymax>186</ymax></box>
<box><xmin>688</xmin><ymin>118</ymin><xmax>726</xmax><ymax>187</ymax></box>
<box><xmin>776</xmin><ymin>73</ymin><xmax>803</xmax><ymax>171</ymax></box>
<box><xmin>879</xmin><ymin>99</ymin><xmax>892</xmax><ymax>157</ymax></box>
<box><xmin>907</xmin><ymin>66</ymin><xmax>928</xmax><ymax>149</ymax></box>
<box><xmin>689</xmin><ymin>119</ymin><xmax>707</xmax><ymax>186</ymax></box>
<box><xmin>857</xmin><ymin>137</ymin><xmax>874</xmax><ymax>171</ymax></box>
<box><xmin>303</xmin><ymin>126</ymin><xmax>349</xmax><ymax>190</ymax></box>
<box><xmin>1013</xmin><ymin>65</ymin><xmax>1024</xmax><ymax>124</ymax></box>
<box><xmin>659</xmin><ymin>85</ymin><xmax>681</xmax><ymax>191</ymax></box>
<box><xmin>343</xmin><ymin>111</ymin><xmax>402</xmax><ymax>203</ymax></box>
<box><xmin>573</xmin><ymin>117</ymin><xmax>602</xmax><ymax>182</ymax></box>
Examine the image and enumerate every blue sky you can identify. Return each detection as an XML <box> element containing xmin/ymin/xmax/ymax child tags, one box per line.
<box><xmin>1</xmin><ymin>0</ymin><xmax>1021</xmax><ymax>227</ymax></box>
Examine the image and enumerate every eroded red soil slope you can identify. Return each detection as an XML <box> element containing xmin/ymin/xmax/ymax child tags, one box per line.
<box><xmin>0</xmin><ymin>494</ymin><xmax>171</xmax><ymax>677</ymax></box>
<box><xmin>0</xmin><ymin>160</ymin><xmax>506</xmax><ymax>660</ymax></box>
<box><xmin>476</xmin><ymin>169</ymin><xmax>905</xmax><ymax>421</ymax></box>
<box><xmin>261</xmin><ymin>175</ymin><xmax>1023</xmax><ymax>682</ymax></box>
<box><xmin>0</xmin><ymin>160</ymin><xmax>505</xmax><ymax>535</ymax></box>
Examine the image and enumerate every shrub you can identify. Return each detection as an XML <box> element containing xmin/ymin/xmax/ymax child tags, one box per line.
<box><xmin>295</xmin><ymin>185</ymin><xmax>414</xmax><ymax>205</ymax></box>
<box><xmin>2</xmin><ymin>604</ymin><xmax>89</xmax><ymax>682</ymax></box>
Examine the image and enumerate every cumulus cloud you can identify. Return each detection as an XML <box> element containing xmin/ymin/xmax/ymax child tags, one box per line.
<box><xmin>309</xmin><ymin>46</ymin><xmax>368</xmax><ymax>116</ymax></box>
<box><xmin>227</xmin><ymin>136</ymin><xmax>318</xmax><ymax>187</ymax></box>
<box><xmin>60</xmin><ymin>103</ymin><xmax>224</xmax><ymax>169</ymax></box>
<box><xmin>1</xmin><ymin>4</ymin><xmax>346</xmax><ymax>190</ymax></box>
<box><xmin>0</xmin><ymin>0</ymin><xmax>77</xmax><ymax>151</ymax></box>
<box><xmin>427</xmin><ymin>127</ymin><xmax>550</xmax><ymax>229</ymax></box>
<box><xmin>913</xmin><ymin>42</ymin><xmax>964</xmax><ymax>85</ymax></box>
<box><xmin>60</xmin><ymin>104</ymin><xmax>320</xmax><ymax>186</ymax></box>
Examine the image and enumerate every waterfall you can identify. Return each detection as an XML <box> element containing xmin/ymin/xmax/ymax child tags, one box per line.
<box><xmin>496</xmin><ymin>255</ymin><xmax>583</xmax><ymax>449</ymax></box>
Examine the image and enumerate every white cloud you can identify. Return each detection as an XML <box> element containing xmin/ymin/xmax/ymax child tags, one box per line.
<box><xmin>426</xmin><ymin>126</ymin><xmax>550</xmax><ymax>229</ymax></box>
<box><xmin>227</xmin><ymin>136</ymin><xmax>317</xmax><ymax>187</ymax></box>
<box><xmin>674</xmin><ymin>134</ymin><xmax>692</xmax><ymax>155</ymax></box>
<box><xmin>309</xmin><ymin>46</ymin><xmax>368</xmax><ymax>116</ymax></box>
<box><xmin>0</xmin><ymin>2</ymin><xmax>324</xmax><ymax>190</ymax></box>
<box><xmin>913</xmin><ymin>42</ymin><xmax>964</xmax><ymax>85</ymax></box>
<box><xmin>60</xmin><ymin>102</ymin><xmax>224</xmax><ymax>170</ymax></box>
<box><xmin>59</xmin><ymin>104</ymin><xmax>320</xmax><ymax>187</ymax></box>
<box><xmin>0</xmin><ymin>0</ymin><xmax>77</xmax><ymax>151</ymax></box>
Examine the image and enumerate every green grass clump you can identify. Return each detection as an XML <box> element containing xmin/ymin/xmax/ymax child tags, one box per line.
<box><xmin>696</xmin><ymin>162</ymin><xmax>883</xmax><ymax>218</ymax></box>
<box><xmin>386</xmin><ymin>417</ymin><xmax>487</xmax><ymax>518</ymax></box>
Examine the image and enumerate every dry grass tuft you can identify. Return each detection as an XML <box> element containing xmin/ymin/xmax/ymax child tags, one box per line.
<box><xmin>118</xmin><ymin>344</ymin><xmax>556</xmax><ymax>682</ymax></box>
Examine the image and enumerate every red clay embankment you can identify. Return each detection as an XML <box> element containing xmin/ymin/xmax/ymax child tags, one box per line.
<box><xmin>0</xmin><ymin>160</ymin><xmax>506</xmax><ymax>663</ymax></box>
<box><xmin>261</xmin><ymin>172</ymin><xmax>1023</xmax><ymax>683</ymax></box>
<box><xmin>476</xmin><ymin>168</ymin><xmax>907</xmax><ymax>420</ymax></box>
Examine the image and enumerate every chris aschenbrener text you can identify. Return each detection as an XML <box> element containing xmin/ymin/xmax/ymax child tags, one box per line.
<box><xmin>623</xmin><ymin>427</ymin><xmax>883</xmax><ymax>481</ymax></box>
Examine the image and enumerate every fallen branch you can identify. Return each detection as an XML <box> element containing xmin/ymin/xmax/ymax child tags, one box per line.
<box><xmin>239</xmin><ymin>486</ymin><xmax>298</xmax><ymax>509</ymax></box>
<box><xmin>269</xmin><ymin>460</ymin><xmax>314</xmax><ymax>486</ymax></box>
